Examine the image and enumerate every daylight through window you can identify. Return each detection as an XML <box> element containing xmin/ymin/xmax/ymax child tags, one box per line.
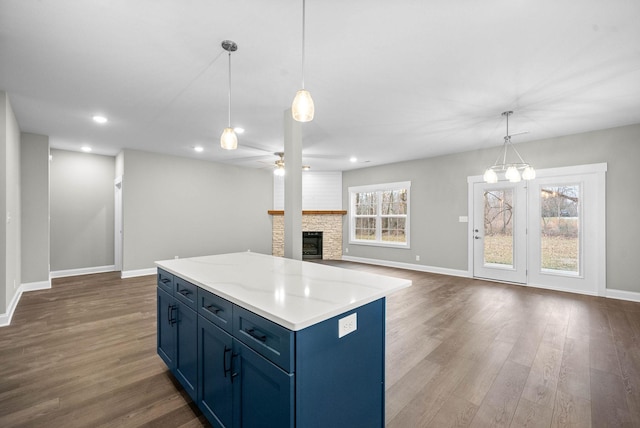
<box><xmin>349</xmin><ymin>182</ymin><xmax>410</xmax><ymax>247</ymax></box>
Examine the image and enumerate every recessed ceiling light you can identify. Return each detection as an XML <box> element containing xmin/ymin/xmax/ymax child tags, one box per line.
<box><xmin>81</xmin><ymin>146</ymin><xmax>92</xmax><ymax>152</ymax></box>
<box><xmin>194</xmin><ymin>146</ymin><xmax>204</xmax><ymax>153</ymax></box>
<box><xmin>92</xmin><ymin>115</ymin><xmax>108</xmax><ymax>124</ymax></box>
<box><xmin>349</xmin><ymin>156</ymin><xmax>358</xmax><ymax>163</ymax></box>
<box><xmin>234</xmin><ymin>127</ymin><xmax>245</xmax><ymax>134</ymax></box>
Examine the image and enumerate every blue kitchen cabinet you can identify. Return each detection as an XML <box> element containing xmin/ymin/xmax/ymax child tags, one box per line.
<box><xmin>198</xmin><ymin>315</ymin><xmax>234</xmax><ymax>428</ymax></box>
<box><xmin>233</xmin><ymin>338</ymin><xmax>294</xmax><ymax>427</ymax></box>
<box><xmin>156</xmin><ymin>270</ymin><xmax>198</xmax><ymax>402</ymax></box>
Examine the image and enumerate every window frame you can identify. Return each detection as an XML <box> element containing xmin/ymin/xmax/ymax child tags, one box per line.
<box><xmin>348</xmin><ymin>181</ymin><xmax>411</xmax><ymax>248</ymax></box>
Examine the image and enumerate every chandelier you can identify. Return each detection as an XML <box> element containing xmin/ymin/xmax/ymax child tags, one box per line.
<box><xmin>483</xmin><ymin>111</ymin><xmax>535</xmax><ymax>183</ymax></box>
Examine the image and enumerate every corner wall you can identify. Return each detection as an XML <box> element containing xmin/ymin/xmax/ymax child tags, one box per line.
<box><xmin>21</xmin><ymin>133</ymin><xmax>50</xmax><ymax>285</ymax></box>
<box><xmin>0</xmin><ymin>91</ymin><xmax>22</xmax><ymax>320</ymax></box>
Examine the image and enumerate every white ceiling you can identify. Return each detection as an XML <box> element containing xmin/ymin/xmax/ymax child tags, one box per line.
<box><xmin>1</xmin><ymin>0</ymin><xmax>639</xmax><ymax>171</ymax></box>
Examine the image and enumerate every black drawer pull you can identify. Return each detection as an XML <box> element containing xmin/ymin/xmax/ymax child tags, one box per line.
<box><xmin>205</xmin><ymin>304</ymin><xmax>222</xmax><ymax>315</ymax></box>
<box><xmin>223</xmin><ymin>346</ymin><xmax>232</xmax><ymax>378</ymax></box>
<box><xmin>245</xmin><ymin>328</ymin><xmax>267</xmax><ymax>342</ymax></box>
<box><xmin>178</xmin><ymin>289</ymin><xmax>192</xmax><ymax>297</ymax></box>
<box><xmin>168</xmin><ymin>304</ymin><xmax>177</xmax><ymax>326</ymax></box>
<box><xmin>161</xmin><ymin>277</ymin><xmax>171</xmax><ymax>284</ymax></box>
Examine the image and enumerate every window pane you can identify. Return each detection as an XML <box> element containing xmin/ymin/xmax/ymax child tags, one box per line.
<box><xmin>381</xmin><ymin>189</ymin><xmax>407</xmax><ymax>215</ymax></box>
<box><xmin>540</xmin><ymin>185</ymin><xmax>580</xmax><ymax>273</ymax></box>
<box><xmin>355</xmin><ymin>217</ymin><xmax>376</xmax><ymax>240</ymax></box>
<box><xmin>381</xmin><ymin>217</ymin><xmax>406</xmax><ymax>243</ymax></box>
<box><xmin>483</xmin><ymin>189</ymin><xmax>513</xmax><ymax>266</ymax></box>
<box><xmin>355</xmin><ymin>192</ymin><xmax>377</xmax><ymax>215</ymax></box>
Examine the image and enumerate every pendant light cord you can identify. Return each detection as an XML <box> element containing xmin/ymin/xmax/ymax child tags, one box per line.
<box><xmin>301</xmin><ymin>0</ymin><xmax>306</xmax><ymax>90</ymax></box>
<box><xmin>227</xmin><ymin>51</ymin><xmax>232</xmax><ymax>127</ymax></box>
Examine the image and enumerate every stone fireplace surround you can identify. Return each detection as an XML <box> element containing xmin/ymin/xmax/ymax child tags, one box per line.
<box><xmin>269</xmin><ymin>211</ymin><xmax>346</xmax><ymax>260</ymax></box>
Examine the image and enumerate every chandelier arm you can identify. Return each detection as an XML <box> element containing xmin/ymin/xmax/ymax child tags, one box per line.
<box><xmin>509</xmin><ymin>140</ymin><xmax>527</xmax><ymax>165</ymax></box>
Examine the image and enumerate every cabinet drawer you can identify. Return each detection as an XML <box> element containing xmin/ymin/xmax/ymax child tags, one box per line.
<box><xmin>174</xmin><ymin>278</ymin><xmax>197</xmax><ymax>310</ymax></box>
<box><xmin>198</xmin><ymin>288</ymin><xmax>233</xmax><ymax>333</ymax></box>
<box><xmin>233</xmin><ymin>305</ymin><xmax>294</xmax><ymax>373</ymax></box>
<box><xmin>157</xmin><ymin>269</ymin><xmax>174</xmax><ymax>295</ymax></box>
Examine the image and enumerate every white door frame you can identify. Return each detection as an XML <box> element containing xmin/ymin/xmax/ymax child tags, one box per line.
<box><xmin>468</xmin><ymin>163</ymin><xmax>607</xmax><ymax>296</ymax></box>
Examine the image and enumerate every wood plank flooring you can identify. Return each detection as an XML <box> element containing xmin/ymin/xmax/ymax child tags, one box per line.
<box><xmin>1</xmin><ymin>263</ymin><xmax>639</xmax><ymax>427</ymax></box>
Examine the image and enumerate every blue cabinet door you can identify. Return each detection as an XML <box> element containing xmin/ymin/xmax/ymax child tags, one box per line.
<box><xmin>233</xmin><ymin>340</ymin><xmax>294</xmax><ymax>428</ymax></box>
<box><xmin>157</xmin><ymin>287</ymin><xmax>176</xmax><ymax>368</ymax></box>
<box><xmin>198</xmin><ymin>316</ymin><xmax>234</xmax><ymax>428</ymax></box>
<box><xmin>175</xmin><ymin>301</ymin><xmax>198</xmax><ymax>402</ymax></box>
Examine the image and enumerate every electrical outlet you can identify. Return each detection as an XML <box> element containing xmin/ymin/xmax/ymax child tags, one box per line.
<box><xmin>338</xmin><ymin>313</ymin><xmax>357</xmax><ymax>338</ymax></box>
<box><xmin>416</xmin><ymin>255</ymin><xmax>420</xmax><ymax>261</ymax></box>
<box><xmin>174</xmin><ymin>256</ymin><xmax>179</xmax><ymax>259</ymax></box>
<box><xmin>345</xmin><ymin>247</ymin><xmax>349</xmax><ymax>253</ymax></box>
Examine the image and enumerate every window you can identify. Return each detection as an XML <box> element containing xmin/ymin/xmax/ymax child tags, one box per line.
<box><xmin>349</xmin><ymin>181</ymin><xmax>410</xmax><ymax>247</ymax></box>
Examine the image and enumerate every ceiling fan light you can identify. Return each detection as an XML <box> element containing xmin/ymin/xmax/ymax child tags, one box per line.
<box><xmin>220</xmin><ymin>127</ymin><xmax>238</xmax><ymax>150</ymax></box>
<box><xmin>274</xmin><ymin>166</ymin><xmax>285</xmax><ymax>176</ymax></box>
<box><xmin>483</xmin><ymin>168</ymin><xmax>498</xmax><ymax>183</ymax></box>
<box><xmin>505</xmin><ymin>166</ymin><xmax>521</xmax><ymax>182</ymax></box>
<box><xmin>522</xmin><ymin>166</ymin><xmax>536</xmax><ymax>180</ymax></box>
<box><xmin>292</xmin><ymin>89</ymin><xmax>314</xmax><ymax>122</ymax></box>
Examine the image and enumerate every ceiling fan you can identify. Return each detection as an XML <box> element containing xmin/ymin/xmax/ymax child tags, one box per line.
<box><xmin>271</xmin><ymin>152</ymin><xmax>311</xmax><ymax>176</ymax></box>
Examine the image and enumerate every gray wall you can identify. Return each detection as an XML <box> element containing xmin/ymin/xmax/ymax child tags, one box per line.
<box><xmin>50</xmin><ymin>149</ymin><xmax>115</xmax><ymax>271</ymax></box>
<box><xmin>20</xmin><ymin>133</ymin><xmax>50</xmax><ymax>284</ymax></box>
<box><xmin>343</xmin><ymin>123</ymin><xmax>640</xmax><ymax>293</ymax></box>
<box><xmin>1</xmin><ymin>92</ymin><xmax>21</xmax><ymax>314</ymax></box>
<box><xmin>121</xmin><ymin>149</ymin><xmax>273</xmax><ymax>272</ymax></box>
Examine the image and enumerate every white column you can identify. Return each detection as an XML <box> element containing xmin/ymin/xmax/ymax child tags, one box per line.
<box><xmin>283</xmin><ymin>109</ymin><xmax>303</xmax><ymax>260</ymax></box>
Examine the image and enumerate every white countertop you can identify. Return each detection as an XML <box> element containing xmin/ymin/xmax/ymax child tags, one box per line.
<box><xmin>155</xmin><ymin>252</ymin><xmax>411</xmax><ymax>331</ymax></box>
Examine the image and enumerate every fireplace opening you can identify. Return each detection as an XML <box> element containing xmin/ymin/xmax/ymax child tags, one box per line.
<box><xmin>302</xmin><ymin>231</ymin><xmax>323</xmax><ymax>260</ymax></box>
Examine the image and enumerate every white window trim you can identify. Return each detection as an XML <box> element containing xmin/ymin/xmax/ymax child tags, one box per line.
<box><xmin>349</xmin><ymin>181</ymin><xmax>411</xmax><ymax>249</ymax></box>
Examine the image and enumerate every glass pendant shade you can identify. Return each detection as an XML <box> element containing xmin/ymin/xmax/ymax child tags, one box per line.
<box><xmin>274</xmin><ymin>166</ymin><xmax>285</xmax><ymax>176</ymax></box>
<box><xmin>292</xmin><ymin>89</ymin><xmax>314</xmax><ymax>122</ymax></box>
<box><xmin>220</xmin><ymin>127</ymin><xmax>238</xmax><ymax>150</ymax></box>
<box><xmin>483</xmin><ymin>168</ymin><xmax>498</xmax><ymax>183</ymax></box>
<box><xmin>522</xmin><ymin>166</ymin><xmax>536</xmax><ymax>180</ymax></box>
<box><xmin>505</xmin><ymin>166</ymin><xmax>521</xmax><ymax>182</ymax></box>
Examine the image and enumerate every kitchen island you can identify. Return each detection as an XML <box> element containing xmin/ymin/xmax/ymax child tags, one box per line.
<box><xmin>156</xmin><ymin>252</ymin><xmax>411</xmax><ymax>428</ymax></box>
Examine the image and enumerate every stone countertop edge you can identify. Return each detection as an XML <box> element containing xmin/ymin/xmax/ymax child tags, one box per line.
<box><xmin>155</xmin><ymin>252</ymin><xmax>412</xmax><ymax>331</ymax></box>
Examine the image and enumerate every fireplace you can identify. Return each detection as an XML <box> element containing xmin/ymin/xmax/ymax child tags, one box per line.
<box><xmin>302</xmin><ymin>231</ymin><xmax>323</xmax><ymax>260</ymax></box>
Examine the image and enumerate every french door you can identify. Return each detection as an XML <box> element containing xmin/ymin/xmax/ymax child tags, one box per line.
<box><xmin>472</xmin><ymin>181</ymin><xmax>527</xmax><ymax>284</ymax></box>
<box><xmin>469</xmin><ymin>164</ymin><xmax>606</xmax><ymax>296</ymax></box>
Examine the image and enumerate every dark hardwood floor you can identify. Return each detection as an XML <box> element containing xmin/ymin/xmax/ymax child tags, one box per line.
<box><xmin>1</xmin><ymin>263</ymin><xmax>639</xmax><ymax>427</ymax></box>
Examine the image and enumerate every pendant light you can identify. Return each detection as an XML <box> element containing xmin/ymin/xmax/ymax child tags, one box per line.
<box><xmin>483</xmin><ymin>111</ymin><xmax>535</xmax><ymax>183</ymax></box>
<box><xmin>221</xmin><ymin>40</ymin><xmax>238</xmax><ymax>150</ymax></box>
<box><xmin>291</xmin><ymin>0</ymin><xmax>314</xmax><ymax>122</ymax></box>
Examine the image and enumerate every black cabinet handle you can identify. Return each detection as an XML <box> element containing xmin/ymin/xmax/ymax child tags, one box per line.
<box><xmin>230</xmin><ymin>352</ymin><xmax>239</xmax><ymax>383</ymax></box>
<box><xmin>178</xmin><ymin>289</ymin><xmax>192</xmax><ymax>297</ymax></box>
<box><xmin>205</xmin><ymin>304</ymin><xmax>222</xmax><ymax>315</ymax></box>
<box><xmin>223</xmin><ymin>346</ymin><xmax>232</xmax><ymax>378</ymax></box>
<box><xmin>161</xmin><ymin>277</ymin><xmax>171</xmax><ymax>284</ymax></box>
<box><xmin>245</xmin><ymin>328</ymin><xmax>267</xmax><ymax>342</ymax></box>
<box><xmin>168</xmin><ymin>304</ymin><xmax>177</xmax><ymax>326</ymax></box>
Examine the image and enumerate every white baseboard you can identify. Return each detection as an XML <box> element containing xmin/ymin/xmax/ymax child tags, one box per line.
<box><xmin>121</xmin><ymin>267</ymin><xmax>157</xmax><ymax>278</ymax></box>
<box><xmin>341</xmin><ymin>255</ymin><xmax>470</xmax><ymax>278</ymax></box>
<box><xmin>0</xmin><ymin>279</ymin><xmax>51</xmax><ymax>327</ymax></box>
<box><xmin>50</xmin><ymin>265</ymin><xmax>116</xmax><ymax>278</ymax></box>
<box><xmin>606</xmin><ymin>288</ymin><xmax>640</xmax><ymax>303</ymax></box>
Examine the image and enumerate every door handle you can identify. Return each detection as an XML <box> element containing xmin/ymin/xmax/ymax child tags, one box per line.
<box><xmin>474</xmin><ymin>236</ymin><xmax>481</xmax><ymax>239</ymax></box>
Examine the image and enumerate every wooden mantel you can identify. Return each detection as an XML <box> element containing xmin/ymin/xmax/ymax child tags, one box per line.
<box><xmin>268</xmin><ymin>210</ymin><xmax>347</xmax><ymax>216</ymax></box>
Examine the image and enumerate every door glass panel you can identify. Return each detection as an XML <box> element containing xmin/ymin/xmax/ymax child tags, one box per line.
<box><xmin>484</xmin><ymin>188</ymin><xmax>514</xmax><ymax>267</ymax></box>
<box><xmin>540</xmin><ymin>185</ymin><xmax>580</xmax><ymax>274</ymax></box>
